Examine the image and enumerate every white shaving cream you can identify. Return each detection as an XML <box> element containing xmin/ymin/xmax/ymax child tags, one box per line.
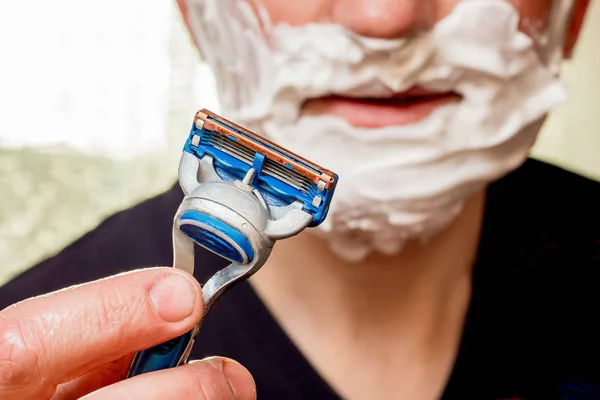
<box><xmin>187</xmin><ymin>0</ymin><xmax>570</xmax><ymax>261</ymax></box>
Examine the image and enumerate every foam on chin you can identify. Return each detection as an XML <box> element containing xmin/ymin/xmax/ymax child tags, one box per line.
<box><xmin>260</xmin><ymin>108</ymin><xmax>545</xmax><ymax>261</ymax></box>
<box><xmin>187</xmin><ymin>0</ymin><xmax>570</xmax><ymax>262</ymax></box>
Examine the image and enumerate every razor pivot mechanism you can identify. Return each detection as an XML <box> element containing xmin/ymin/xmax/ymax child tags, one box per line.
<box><xmin>127</xmin><ymin>109</ymin><xmax>338</xmax><ymax>377</ymax></box>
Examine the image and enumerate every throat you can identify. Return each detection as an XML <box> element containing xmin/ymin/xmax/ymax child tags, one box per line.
<box><xmin>251</xmin><ymin>232</ymin><xmax>476</xmax><ymax>338</ymax></box>
<box><xmin>248</xmin><ymin>191</ymin><xmax>485</xmax><ymax>400</ymax></box>
<box><xmin>251</xmin><ymin>190</ymin><xmax>484</xmax><ymax>327</ymax></box>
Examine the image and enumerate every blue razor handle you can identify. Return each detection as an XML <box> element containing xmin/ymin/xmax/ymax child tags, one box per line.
<box><xmin>127</xmin><ymin>330</ymin><xmax>195</xmax><ymax>377</ymax></box>
<box><xmin>127</xmin><ymin>109</ymin><xmax>338</xmax><ymax>378</ymax></box>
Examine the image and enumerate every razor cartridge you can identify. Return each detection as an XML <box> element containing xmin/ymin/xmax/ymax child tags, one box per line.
<box><xmin>187</xmin><ymin>109</ymin><xmax>337</xmax><ymax>227</ymax></box>
<box><xmin>127</xmin><ymin>109</ymin><xmax>338</xmax><ymax>377</ymax></box>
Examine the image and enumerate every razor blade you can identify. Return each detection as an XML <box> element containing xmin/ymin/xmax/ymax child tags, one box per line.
<box><xmin>185</xmin><ymin>109</ymin><xmax>337</xmax><ymax>226</ymax></box>
<box><xmin>127</xmin><ymin>109</ymin><xmax>338</xmax><ymax>377</ymax></box>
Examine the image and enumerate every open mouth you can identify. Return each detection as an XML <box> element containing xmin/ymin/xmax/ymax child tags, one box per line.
<box><xmin>358</xmin><ymin>89</ymin><xmax>461</xmax><ymax>105</ymax></box>
<box><xmin>302</xmin><ymin>87</ymin><xmax>462</xmax><ymax>128</ymax></box>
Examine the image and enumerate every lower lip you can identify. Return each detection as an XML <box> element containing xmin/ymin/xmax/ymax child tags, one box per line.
<box><xmin>302</xmin><ymin>95</ymin><xmax>461</xmax><ymax>128</ymax></box>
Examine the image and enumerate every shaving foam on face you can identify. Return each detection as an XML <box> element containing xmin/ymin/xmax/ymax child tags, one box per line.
<box><xmin>187</xmin><ymin>0</ymin><xmax>569</xmax><ymax>262</ymax></box>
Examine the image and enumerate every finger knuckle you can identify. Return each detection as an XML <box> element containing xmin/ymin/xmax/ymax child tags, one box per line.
<box><xmin>0</xmin><ymin>305</ymin><xmax>40</xmax><ymax>387</ymax></box>
<box><xmin>86</xmin><ymin>284</ymin><xmax>145</xmax><ymax>342</ymax></box>
<box><xmin>183</xmin><ymin>362</ymin><xmax>235</xmax><ymax>400</ymax></box>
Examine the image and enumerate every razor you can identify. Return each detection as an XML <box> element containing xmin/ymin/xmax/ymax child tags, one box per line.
<box><xmin>127</xmin><ymin>109</ymin><xmax>338</xmax><ymax>377</ymax></box>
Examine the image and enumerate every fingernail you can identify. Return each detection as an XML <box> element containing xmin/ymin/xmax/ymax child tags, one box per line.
<box><xmin>222</xmin><ymin>358</ymin><xmax>256</xmax><ymax>399</ymax></box>
<box><xmin>149</xmin><ymin>274</ymin><xmax>197</xmax><ymax>322</ymax></box>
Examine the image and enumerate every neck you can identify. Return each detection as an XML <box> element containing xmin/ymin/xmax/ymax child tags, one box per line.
<box><xmin>250</xmin><ymin>190</ymin><xmax>486</xmax><ymax>334</ymax></box>
<box><xmin>249</xmin><ymin>191</ymin><xmax>486</xmax><ymax>400</ymax></box>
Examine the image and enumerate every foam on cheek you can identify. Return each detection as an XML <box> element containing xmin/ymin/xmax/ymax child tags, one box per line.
<box><xmin>186</xmin><ymin>0</ymin><xmax>571</xmax><ymax>261</ymax></box>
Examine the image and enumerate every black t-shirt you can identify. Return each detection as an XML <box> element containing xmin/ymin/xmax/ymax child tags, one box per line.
<box><xmin>1</xmin><ymin>159</ymin><xmax>599</xmax><ymax>400</ymax></box>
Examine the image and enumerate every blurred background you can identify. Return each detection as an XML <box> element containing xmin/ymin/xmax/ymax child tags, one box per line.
<box><xmin>0</xmin><ymin>0</ymin><xmax>598</xmax><ymax>285</ymax></box>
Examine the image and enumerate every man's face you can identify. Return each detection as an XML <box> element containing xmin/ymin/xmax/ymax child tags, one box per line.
<box><xmin>179</xmin><ymin>0</ymin><xmax>586</xmax><ymax>261</ymax></box>
<box><xmin>253</xmin><ymin>0</ymin><xmax>555</xmax><ymax>128</ymax></box>
<box><xmin>257</xmin><ymin>0</ymin><xmax>552</xmax><ymax>32</ymax></box>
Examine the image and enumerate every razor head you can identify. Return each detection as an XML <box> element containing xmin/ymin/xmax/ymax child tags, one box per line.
<box><xmin>183</xmin><ymin>109</ymin><xmax>338</xmax><ymax>227</ymax></box>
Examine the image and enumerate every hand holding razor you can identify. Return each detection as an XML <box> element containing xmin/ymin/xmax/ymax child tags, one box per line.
<box><xmin>127</xmin><ymin>109</ymin><xmax>338</xmax><ymax>377</ymax></box>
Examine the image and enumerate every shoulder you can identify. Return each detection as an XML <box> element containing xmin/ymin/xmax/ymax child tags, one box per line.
<box><xmin>472</xmin><ymin>159</ymin><xmax>600</xmax><ymax>392</ymax></box>
<box><xmin>481</xmin><ymin>157</ymin><xmax>600</xmax><ymax>297</ymax></box>
<box><xmin>487</xmin><ymin>158</ymin><xmax>600</xmax><ymax>224</ymax></box>
<box><xmin>0</xmin><ymin>184</ymin><xmax>184</xmax><ymax>308</ymax></box>
<box><xmin>483</xmin><ymin>158</ymin><xmax>600</xmax><ymax>261</ymax></box>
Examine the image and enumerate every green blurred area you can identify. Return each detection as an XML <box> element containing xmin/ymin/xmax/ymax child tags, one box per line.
<box><xmin>0</xmin><ymin>147</ymin><xmax>179</xmax><ymax>285</ymax></box>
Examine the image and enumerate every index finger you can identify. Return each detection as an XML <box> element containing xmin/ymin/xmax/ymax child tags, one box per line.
<box><xmin>0</xmin><ymin>267</ymin><xmax>203</xmax><ymax>397</ymax></box>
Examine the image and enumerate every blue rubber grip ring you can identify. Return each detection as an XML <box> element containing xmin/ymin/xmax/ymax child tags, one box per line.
<box><xmin>178</xmin><ymin>210</ymin><xmax>254</xmax><ymax>264</ymax></box>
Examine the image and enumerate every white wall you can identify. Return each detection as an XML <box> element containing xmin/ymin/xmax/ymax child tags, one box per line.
<box><xmin>533</xmin><ymin>0</ymin><xmax>600</xmax><ymax>181</ymax></box>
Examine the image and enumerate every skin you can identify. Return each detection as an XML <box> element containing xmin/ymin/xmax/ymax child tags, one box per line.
<box><xmin>0</xmin><ymin>268</ymin><xmax>256</xmax><ymax>399</ymax></box>
<box><xmin>0</xmin><ymin>1</ymin><xmax>589</xmax><ymax>399</ymax></box>
<box><xmin>253</xmin><ymin>0</ymin><xmax>553</xmax><ymax>34</ymax></box>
